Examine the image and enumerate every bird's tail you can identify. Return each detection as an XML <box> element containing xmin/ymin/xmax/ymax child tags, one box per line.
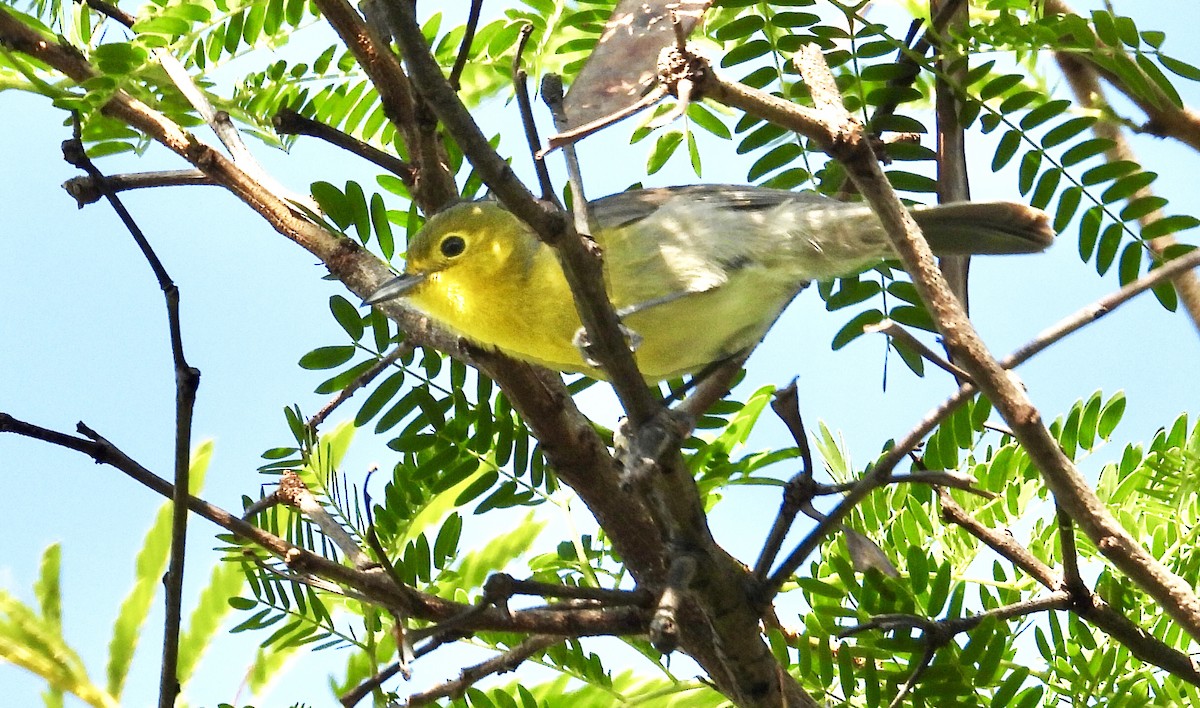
<box><xmin>912</xmin><ymin>201</ymin><xmax>1054</xmax><ymax>255</ymax></box>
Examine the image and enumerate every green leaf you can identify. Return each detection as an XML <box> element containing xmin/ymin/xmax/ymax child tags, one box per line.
<box><xmin>298</xmin><ymin>345</ymin><xmax>355</xmax><ymax>370</ymax></box>
<box><xmin>1091</xmin><ymin>10</ymin><xmax>1119</xmax><ymax>46</ymax></box>
<box><xmin>1054</xmin><ymin>186</ymin><xmax>1082</xmax><ymax>232</ymax></box>
<box><xmin>1099</xmin><ymin>392</ymin><xmax>1126</xmax><ymax>438</ymax></box>
<box><xmin>34</xmin><ymin>544</ymin><xmax>62</xmax><ymax>632</ymax></box>
<box><xmin>345</xmin><ymin>180</ymin><xmax>371</xmax><ymax>242</ymax></box>
<box><xmin>1018</xmin><ymin>150</ymin><xmax>1042</xmax><ymax>195</ymax></box>
<box><xmin>311</xmin><ymin>181</ymin><xmax>351</xmax><ymax>229</ymax></box>
<box><xmin>992</xmin><ymin>130</ymin><xmax>1021</xmax><ymax>172</ymax></box>
<box><xmin>714</xmin><ymin>13</ymin><xmax>763</xmax><ymax>40</ymax></box>
<box><xmin>1142</xmin><ymin>214</ymin><xmax>1200</xmax><ymax>239</ymax></box>
<box><xmin>647</xmin><ymin>130</ymin><xmax>683</xmax><ymax>175</ymax></box>
<box><xmin>1031</xmin><ymin>168</ymin><xmax>1061</xmax><ymax>210</ymax></box>
<box><xmin>1095</xmin><ymin>223</ymin><xmax>1123</xmax><ymax>275</ymax></box>
<box><xmin>1118</xmin><ymin>242</ymin><xmax>1142</xmax><ymax>285</ymax></box>
<box><xmin>748</xmin><ymin>142</ymin><xmax>801</xmax><ymax>180</ymax></box>
<box><xmin>370</xmin><ymin>193</ymin><xmax>395</xmax><ymax>260</ymax></box>
<box><xmin>1160</xmin><ymin>54</ymin><xmax>1200</xmax><ymax>81</ymax></box>
<box><xmin>832</xmin><ymin>309</ymin><xmax>883</xmax><ymax>350</ymax></box>
<box><xmin>721</xmin><ymin>39</ymin><xmax>771</xmax><ymax>67</ymax></box>
<box><xmin>355</xmin><ymin>370</ymin><xmax>406</xmax><ymax>426</ymax></box>
<box><xmin>979</xmin><ymin>73</ymin><xmax>1023</xmax><ymax>101</ymax></box>
<box><xmin>1020</xmin><ymin>100</ymin><xmax>1071</xmax><ymax>131</ymax></box>
<box><xmin>1041</xmin><ymin>116</ymin><xmax>1095</xmax><ymax>148</ymax></box>
<box><xmin>108</xmin><ymin>443</ymin><xmax>211</xmax><ymax>697</ymax></box>
<box><xmin>329</xmin><ymin>295</ymin><xmax>364</xmax><ymax>341</ymax></box>
<box><xmin>1078</xmin><ymin>206</ymin><xmax>1103</xmax><ymax>261</ymax></box>
<box><xmin>1061</xmin><ymin>138</ymin><xmax>1113</xmax><ymax>167</ymax></box>
<box><xmin>176</xmin><ymin>560</ymin><xmax>245</xmax><ymax>684</ymax></box>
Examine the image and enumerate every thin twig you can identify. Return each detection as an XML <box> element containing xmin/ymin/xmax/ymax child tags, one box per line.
<box><xmin>754</xmin><ymin>380</ymin><xmax>814</xmax><ymax>580</ymax></box>
<box><xmin>306</xmin><ymin>344</ymin><xmax>412</xmax><ymax>434</ymax></box>
<box><xmin>447</xmin><ymin>0</ymin><xmax>483</xmax><ymax>90</ymax></box>
<box><xmin>864</xmin><ymin>318</ymin><xmax>972</xmax><ymax>381</ymax></box>
<box><xmin>62</xmin><ymin>170</ymin><xmax>215</xmax><ymax>207</ymax></box>
<box><xmin>541</xmin><ymin>73</ymin><xmax>592</xmax><ymax>235</ymax></box>
<box><xmin>273</xmin><ymin>108</ymin><xmax>415</xmax><ymax>183</ymax></box>
<box><xmin>61</xmin><ymin>122</ymin><xmax>200</xmax><ymax>708</ymax></box>
<box><xmin>405</xmin><ymin>635</ymin><xmax>564</xmax><ymax>706</ymax></box>
<box><xmin>511</xmin><ymin>23</ymin><xmax>556</xmax><ymax>203</ymax></box>
<box><xmin>540</xmin><ymin>86</ymin><xmax>668</xmax><ymax>157</ymax></box>
<box><xmin>76</xmin><ymin>0</ymin><xmax>134</xmax><ymax>27</ymax></box>
<box><xmin>1057</xmin><ymin>505</ymin><xmax>1085</xmax><ymax>594</ymax></box>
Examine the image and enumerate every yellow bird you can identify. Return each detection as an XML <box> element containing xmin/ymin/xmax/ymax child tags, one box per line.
<box><xmin>366</xmin><ymin>186</ymin><xmax>1052</xmax><ymax>381</ymax></box>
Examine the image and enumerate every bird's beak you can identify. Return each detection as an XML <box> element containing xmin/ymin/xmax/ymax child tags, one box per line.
<box><xmin>363</xmin><ymin>272</ymin><xmax>427</xmax><ymax>306</ymax></box>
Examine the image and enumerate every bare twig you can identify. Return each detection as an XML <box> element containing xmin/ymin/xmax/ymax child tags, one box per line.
<box><xmin>864</xmin><ymin>318</ymin><xmax>972</xmax><ymax>381</ymax></box>
<box><xmin>930</xmin><ymin>0</ymin><xmax>972</xmax><ymax>317</ymax></box>
<box><xmin>1057</xmin><ymin>505</ymin><xmax>1086</xmax><ymax>594</ymax></box>
<box><xmin>307</xmin><ymin>344</ymin><xmax>412</xmax><ymax>434</ymax></box>
<box><xmin>540</xmin><ymin>86</ymin><xmax>668</xmax><ymax>157</ymax></box>
<box><xmin>62</xmin><ymin>169</ymin><xmax>214</xmax><ymax>207</ymax></box>
<box><xmin>405</xmin><ymin>635</ymin><xmax>564</xmax><ymax>706</ymax></box>
<box><xmin>754</xmin><ymin>380</ymin><xmax>814</xmax><ymax>580</ymax></box>
<box><xmin>61</xmin><ymin>121</ymin><xmax>200</xmax><ymax>708</ymax></box>
<box><xmin>447</xmin><ymin>0</ymin><xmax>483</xmax><ymax>91</ymax></box>
<box><xmin>511</xmin><ymin>24</ymin><xmax>556</xmax><ymax>203</ymax></box>
<box><xmin>273</xmin><ymin>108</ymin><xmax>415</xmax><ymax>183</ymax></box>
<box><xmin>483</xmin><ymin>573</ymin><xmax>652</xmax><ymax>609</ymax></box>
<box><xmin>77</xmin><ymin>0</ymin><xmax>134</xmax><ymax>28</ymax></box>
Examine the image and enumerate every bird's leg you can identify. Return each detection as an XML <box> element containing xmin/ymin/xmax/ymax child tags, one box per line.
<box><xmin>572</xmin><ymin>291</ymin><xmax>695</xmax><ymax>367</ymax></box>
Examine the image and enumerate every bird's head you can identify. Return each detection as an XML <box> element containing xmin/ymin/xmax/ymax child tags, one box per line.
<box><xmin>364</xmin><ymin>201</ymin><xmax>537</xmax><ymax>310</ymax></box>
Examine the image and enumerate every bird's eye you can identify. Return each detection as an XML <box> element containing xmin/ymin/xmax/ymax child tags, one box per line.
<box><xmin>440</xmin><ymin>235</ymin><xmax>466</xmax><ymax>258</ymax></box>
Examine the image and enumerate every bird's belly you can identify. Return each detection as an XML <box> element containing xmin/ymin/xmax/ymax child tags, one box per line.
<box><xmin>623</xmin><ymin>272</ymin><xmax>801</xmax><ymax>380</ymax></box>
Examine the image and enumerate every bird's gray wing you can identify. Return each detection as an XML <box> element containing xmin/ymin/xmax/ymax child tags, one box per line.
<box><xmin>587</xmin><ymin>184</ymin><xmax>832</xmax><ymax>231</ymax></box>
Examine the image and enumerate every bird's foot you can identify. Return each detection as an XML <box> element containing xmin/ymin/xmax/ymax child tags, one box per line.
<box><xmin>572</xmin><ymin>323</ymin><xmax>642</xmax><ymax>369</ymax></box>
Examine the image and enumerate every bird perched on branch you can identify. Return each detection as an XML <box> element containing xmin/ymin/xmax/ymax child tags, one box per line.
<box><xmin>365</xmin><ymin>185</ymin><xmax>1053</xmax><ymax>381</ymax></box>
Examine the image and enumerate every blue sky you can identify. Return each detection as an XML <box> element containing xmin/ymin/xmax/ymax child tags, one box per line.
<box><xmin>3</xmin><ymin>1</ymin><xmax>1200</xmax><ymax>705</ymax></box>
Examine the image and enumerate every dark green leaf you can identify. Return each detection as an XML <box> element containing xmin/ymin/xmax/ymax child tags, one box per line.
<box><xmin>1054</xmin><ymin>186</ymin><xmax>1082</xmax><ymax>232</ymax></box>
<box><xmin>1118</xmin><ymin>242</ymin><xmax>1143</xmax><ymax>285</ymax></box>
<box><xmin>1020</xmin><ymin>99</ymin><xmax>1071</xmax><ymax>131</ymax></box>
<box><xmin>1095</xmin><ymin>223</ymin><xmax>1124</xmax><ymax>275</ymax></box>
<box><xmin>329</xmin><ymin>295</ymin><xmax>364</xmax><ymax>341</ymax></box>
<box><xmin>298</xmin><ymin>346</ymin><xmax>355</xmax><ymax>370</ymax></box>
<box><xmin>992</xmin><ymin>130</ymin><xmax>1021</xmax><ymax>172</ymax></box>
<box><xmin>1061</xmin><ymin>137</ymin><xmax>1113</xmax><ymax>167</ymax></box>
<box><xmin>1078</xmin><ymin>206</ymin><xmax>1103</xmax><ymax>261</ymax></box>
<box><xmin>1142</xmin><ymin>214</ymin><xmax>1200</xmax><ymax>239</ymax></box>
<box><xmin>1160</xmin><ymin>54</ymin><xmax>1200</xmax><ymax>81</ymax></box>
<box><xmin>1041</xmin><ymin>116</ymin><xmax>1095</xmax><ymax>148</ymax></box>
<box><xmin>832</xmin><ymin>309</ymin><xmax>883</xmax><ymax>350</ymax></box>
